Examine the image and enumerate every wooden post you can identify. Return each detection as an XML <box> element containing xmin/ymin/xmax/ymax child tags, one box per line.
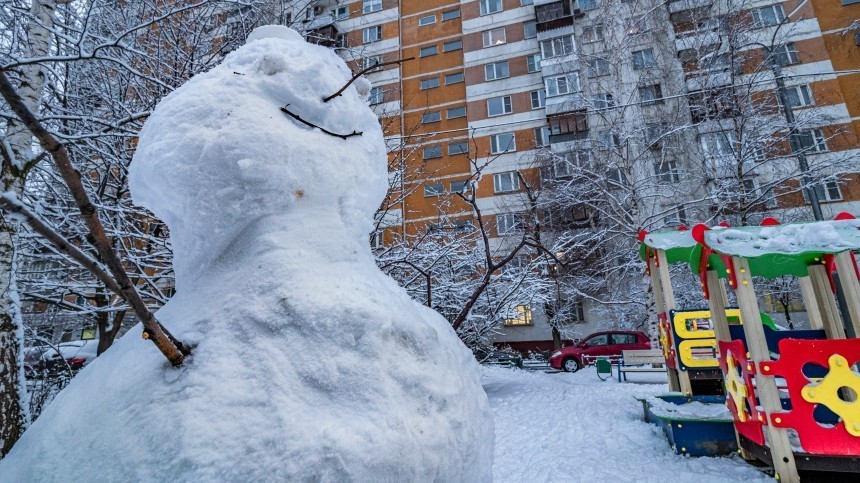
<box><xmin>656</xmin><ymin>250</ymin><xmax>692</xmax><ymax>394</ymax></box>
<box><xmin>834</xmin><ymin>251</ymin><xmax>860</xmax><ymax>337</ymax></box>
<box><xmin>705</xmin><ymin>269</ymin><xmax>753</xmax><ymax>460</ymax></box>
<box><xmin>706</xmin><ymin>270</ymin><xmax>731</xmax><ymax>343</ymax></box>
<box><xmin>798</xmin><ymin>276</ymin><xmax>824</xmax><ymax>330</ymax></box>
<box><xmin>649</xmin><ymin>257</ymin><xmax>680</xmax><ymax>392</ymax></box>
<box><xmin>809</xmin><ymin>264</ymin><xmax>846</xmax><ymax>339</ymax></box>
<box><xmin>733</xmin><ymin>257</ymin><xmax>799</xmax><ymax>483</ymax></box>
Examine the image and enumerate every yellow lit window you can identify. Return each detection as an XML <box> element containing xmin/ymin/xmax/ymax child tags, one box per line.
<box><xmin>504</xmin><ymin>305</ymin><xmax>533</xmax><ymax>326</ymax></box>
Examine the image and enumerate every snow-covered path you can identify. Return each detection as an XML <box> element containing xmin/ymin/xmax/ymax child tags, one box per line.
<box><xmin>486</xmin><ymin>367</ymin><xmax>772</xmax><ymax>483</ymax></box>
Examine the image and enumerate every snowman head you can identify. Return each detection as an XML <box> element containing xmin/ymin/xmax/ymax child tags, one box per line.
<box><xmin>129</xmin><ymin>26</ymin><xmax>388</xmax><ymax>282</ymax></box>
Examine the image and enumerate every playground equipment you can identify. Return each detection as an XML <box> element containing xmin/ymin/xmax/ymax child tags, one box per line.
<box><xmin>639</xmin><ymin>215</ymin><xmax>860</xmax><ymax>482</ymax></box>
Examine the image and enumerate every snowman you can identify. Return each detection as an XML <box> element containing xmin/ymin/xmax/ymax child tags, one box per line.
<box><xmin>0</xmin><ymin>26</ymin><xmax>494</xmax><ymax>481</ymax></box>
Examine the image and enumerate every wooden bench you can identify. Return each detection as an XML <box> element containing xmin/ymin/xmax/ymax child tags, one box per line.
<box><xmin>618</xmin><ymin>349</ymin><xmax>667</xmax><ymax>382</ymax></box>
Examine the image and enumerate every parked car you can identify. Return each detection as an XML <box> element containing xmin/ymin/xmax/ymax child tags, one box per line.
<box><xmin>23</xmin><ymin>346</ymin><xmax>51</xmax><ymax>378</ymax></box>
<box><xmin>548</xmin><ymin>331</ymin><xmax>650</xmax><ymax>372</ymax></box>
<box><xmin>474</xmin><ymin>347</ymin><xmax>524</xmax><ymax>369</ymax></box>
<box><xmin>40</xmin><ymin>339</ymin><xmax>100</xmax><ymax>375</ymax></box>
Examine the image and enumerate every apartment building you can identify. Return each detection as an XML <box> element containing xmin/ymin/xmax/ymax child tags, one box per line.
<box><xmin>286</xmin><ymin>0</ymin><xmax>859</xmax><ymax>353</ymax></box>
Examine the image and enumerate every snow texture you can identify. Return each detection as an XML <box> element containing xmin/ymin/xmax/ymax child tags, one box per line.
<box><xmin>644</xmin><ymin>397</ymin><xmax>732</xmax><ymax>420</ymax></box>
<box><xmin>485</xmin><ymin>368</ymin><xmax>770</xmax><ymax>482</ymax></box>
<box><xmin>642</xmin><ymin>230</ymin><xmax>697</xmax><ymax>251</ymax></box>
<box><xmin>705</xmin><ymin>219</ymin><xmax>860</xmax><ymax>257</ymax></box>
<box><xmin>0</xmin><ymin>26</ymin><xmax>493</xmax><ymax>481</ymax></box>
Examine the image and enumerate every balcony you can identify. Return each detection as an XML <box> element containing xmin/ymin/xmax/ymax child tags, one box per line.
<box><xmin>668</xmin><ymin>0</ymin><xmax>714</xmax><ymax>14</ymax></box>
<box><xmin>535</xmin><ymin>1</ymin><xmax>576</xmax><ymax>33</ymax></box>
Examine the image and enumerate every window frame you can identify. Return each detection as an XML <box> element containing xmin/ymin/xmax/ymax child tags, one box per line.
<box><xmin>482</xmin><ymin>27</ymin><xmax>507</xmax><ymax>48</ymax></box>
<box><xmin>362</xmin><ymin>0</ymin><xmax>383</xmax><ymax>14</ymax></box>
<box><xmin>487</xmin><ymin>95</ymin><xmax>513</xmax><ymax>117</ymax></box>
<box><xmin>484</xmin><ymin>60</ymin><xmax>510</xmax><ymax>81</ymax></box>
<box><xmin>490</xmin><ymin>134</ymin><xmax>517</xmax><ymax>155</ymax></box>
<box><xmin>362</xmin><ymin>25</ymin><xmax>382</xmax><ymax>44</ymax></box>
<box><xmin>493</xmin><ymin>171</ymin><xmax>521</xmax><ymax>193</ymax></box>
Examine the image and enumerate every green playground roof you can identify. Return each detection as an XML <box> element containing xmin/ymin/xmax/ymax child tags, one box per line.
<box><xmin>640</xmin><ymin>219</ymin><xmax>860</xmax><ymax>279</ymax></box>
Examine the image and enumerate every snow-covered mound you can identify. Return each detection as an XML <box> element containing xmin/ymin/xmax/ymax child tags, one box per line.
<box><xmin>0</xmin><ymin>26</ymin><xmax>493</xmax><ymax>481</ymax></box>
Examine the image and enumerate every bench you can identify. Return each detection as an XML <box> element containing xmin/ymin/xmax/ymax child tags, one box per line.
<box><xmin>617</xmin><ymin>349</ymin><xmax>667</xmax><ymax>382</ymax></box>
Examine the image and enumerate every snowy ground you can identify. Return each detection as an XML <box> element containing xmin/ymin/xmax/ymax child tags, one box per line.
<box><xmin>485</xmin><ymin>367</ymin><xmax>772</xmax><ymax>483</ymax></box>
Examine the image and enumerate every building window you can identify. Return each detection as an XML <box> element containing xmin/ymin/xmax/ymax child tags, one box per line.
<box><xmin>450</xmin><ymin>179</ymin><xmax>468</xmax><ymax>193</ymax></box>
<box><xmin>419</xmin><ymin>45</ymin><xmax>438</xmax><ymax>57</ymax></box>
<box><xmin>638</xmin><ymin>84</ymin><xmax>663</xmax><ymax>105</ymax></box>
<box><xmin>527</xmin><ymin>54</ymin><xmax>542</xmax><ymax>73</ymax></box>
<box><xmin>530</xmin><ymin>89</ymin><xmax>547</xmax><ymax>109</ymax></box>
<box><xmin>424</xmin><ymin>183</ymin><xmax>444</xmax><ymax>196</ymax></box>
<box><xmin>420</xmin><ymin>77</ymin><xmax>439</xmax><ymax>90</ymax></box>
<box><xmin>534</xmin><ymin>126</ymin><xmax>550</xmax><ymax>147</ymax></box>
<box><xmin>497</xmin><ymin>213</ymin><xmax>524</xmax><ymax>236</ymax></box>
<box><xmin>545</xmin><ymin>73</ymin><xmax>580</xmax><ymax>97</ymax></box>
<box><xmin>363</xmin><ymin>55</ymin><xmax>383</xmax><ymax>71</ymax></box>
<box><xmin>484</xmin><ymin>61</ymin><xmax>510</xmax><ymax>81</ymax></box>
<box><xmin>419</xmin><ymin>15</ymin><xmax>436</xmax><ymax>26</ymax></box>
<box><xmin>442</xmin><ymin>9</ymin><xmax>461</xmax><ymax>21</ymax></box>
<box><xmin>480</xmin><ymin>0</ymin><xmax>503</xmax><ymax>15</ymax></box>
<box><xmin>752</xmin><ymin>5</ymin><xmax>785</xmax><ymax>27</ymax></box>
<box><xmin>541</xmin><ymin>35</ymin><xmax>574</xmax><ymax>58</ymax></box>
<box><xmin>445</xmin><ymin>72</ymin><xmax>464</xmax><ymax>84</ymax></box>
<box><xmin>579</xmin><ymin>0</ymin><xmax>598</xmax><ymax>10</ymax></box>
<box><xmin>781</xmin><ymin>84</ymin><xmax>814</xmax><ymax>108</ymax></box>
<box><xmin>772</xmin><ymin>43</ymin><xmax>800</xmax><ymax>65</ymax></box>
<box><xmin>446</xmin><ymin>106</ymin><xmax>466</xmax><ymax>119</ymax></box>
<box><xmin>362</xmin><ymin>26</ymin><xmax>382</xmax><ymax>43</ymax></box>
<box><xmin>586</xmin><ymin>57</ymin><xmax>610</xmax><ymax>77</ymax></box>
<box><xmin>521</xmin><ymin>0</ymin><xmax>534</xmax><ymax>5</ymax></box>
<box><xmin>654</xmin><ymin>160</ymin><xmax>680</xmax><ymax>183</ymax></box>
<box><xmin>494</xmin><ymin>171</ymin><xmax>520</xmax><ymax>192</ymax></box>
<box><xmin>699</xmin><ymin>131</ymin><xmax>737</xmax><ymax>157</ymax></box>
<box><xmin>597</xmin><ymin>130</ymin><xmax>619</xmax><ymax>149</ymax></box>
<box><xmin>804</xmin><ymin>181</ymin><xmax>843</xmax><ymax>202</ymax></box>
<box><xmin>632</xmin><ymin>48</ymin><xmax>655</xmax><ymax>69</ymax></box>
<box><xmin>363</xmin><ymin>0</ymin><xmax>382</xmax><ymax>14</ymax></box>
<box><xmin>482</xmin><ymin>27</ymin><xmax>506</xmax><ymax>47</ymax></box>
<box><xmin>504</xmin><ymin>305</ymin><xmax>533</xmax><ymax>326</ymax></box>
<box><xmin>332</xmin><ymin>6</ymin><xmax>349</xmax><ymax>20</ymax></box>
<box><xmin>491</xmin><ymin>134</ymin><xmax>516</xmax><ymax>154</ymax></box>
<box><xmin>423</xmin><ymin>145</ymin><xmax>443</xmax><ymax>159</ymax></box>
<box><xmin>370</xmin><ymin>231</ymin><xmax>384</xmax><ymax>250</ymax></box>
<box><xmin>606</xmin><ymin>167</ymin><xmax>627</xmax><ymax>186</ymax></box>
<box><xmin>582</xmin><ymin>25</ymin><xmax>604</xmax><ymax>43</ymax></box>
<box><xmin>422</xmin><ymin>111</ymin><xmax>441</xmax><ymax>123</ymax></box>
<box><xmin>794</xmin><ymin>129</ymin><xmax>828</xmax><ymax>153</ymax></box>
<box><xmin>592</xmin><ymin>93</ymin><xmax>614</xmax><ymax>109</ymax></box>
<box><xmin>645</xmin><ymin>123</ymin><xmax>670</xmax><ymax>149</ymax></box>
<box><xmin>524</xmin><ymin>21</ymin><xmax>537</xmax><ymax>38</ymax></box>
<box><xmin>549</xmin><ymin>111</ymin><xmax>588</xmax><ymax>135</ymax></box>
<box><xmin>368</xmin><ymin>86</ymin><xmax>383</xmax><ymax>105</ymax></box>
<box><xmin>448</xmin><ymin>142</ymin><xmax>469</xmax><ymax>155</ymax></box>
<box><xmin>487</xmin><ymin>96</ymin><xmax>513</xmax><ymax>116</ymax></box>
<box><xmin>336</xmin><ymin>34</ymin><xmax>348</xmax><ymax>48</ymax></box>
<box><xmin>443</xmin><ymin>39</ymin><xmax>462</xmax><ymax>52</ymax></box>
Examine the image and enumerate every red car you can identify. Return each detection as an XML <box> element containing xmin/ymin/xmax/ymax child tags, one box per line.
<box><xmin>549</xmin><ymin>330</ymin><xmax>651</xmax><ymax>372</ymax></box>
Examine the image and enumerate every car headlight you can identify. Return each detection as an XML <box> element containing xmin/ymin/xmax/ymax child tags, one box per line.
<box><xmin>550</xmin><ymin>351</ymin><xmax>562</xmax><ymax>359</ymax></box>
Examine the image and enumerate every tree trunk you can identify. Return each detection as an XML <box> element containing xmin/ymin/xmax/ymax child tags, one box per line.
<box><xmin>551</xmin><ymin>326</ymin><xmax>562</xmax><ymax>350</ymax></box>
<box><xmin>0</xmin><ymin>0</ymin><xmax>57</xmax><ymax>457</ymax></box>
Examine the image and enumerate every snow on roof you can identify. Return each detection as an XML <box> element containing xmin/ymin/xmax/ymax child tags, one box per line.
<box><xmin>642</xmin><ymin>230</ymin><xmax>697</xmax><ymax>251</ymax></box>
<box><xmin>704</xmin><ymin>219</ymin><xmax>860</xmax><ymax>257</ymax></box>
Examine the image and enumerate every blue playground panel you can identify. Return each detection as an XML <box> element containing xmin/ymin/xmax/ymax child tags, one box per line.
<box><xmin>640</xmin><ymin>395</ymin><xmax>738</xmax><ymax>457</ymax></box>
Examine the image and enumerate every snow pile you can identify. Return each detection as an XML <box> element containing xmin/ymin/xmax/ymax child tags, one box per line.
<box><xmin>485</xmin><ymin>368</ymin><xmax>770</xmax><ymax>482</ymax></box>
<box><xmin>706</xmin><ymin>219</ymin><xmax>860</xmax><ymax>257</ymax></box>
<box><xmin>1</xmin><ymin>26</ymin><xmax>493</xmax><ymax>481</ymax></box>
<box><xmin>645</xmin><ymin>397</ymin><xmax>732</xmax><ymax>420</ymax></box>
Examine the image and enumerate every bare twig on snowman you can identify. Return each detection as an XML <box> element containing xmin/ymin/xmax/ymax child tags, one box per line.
<box><xmin>280</xmin><ymin>104</ymin><xmax>363</xmax><ymax>139</ymax></box>
<box><xmin>322</xmin><ymin>57</ymin><xmax>414</xmax><ymax>103</ymax></box>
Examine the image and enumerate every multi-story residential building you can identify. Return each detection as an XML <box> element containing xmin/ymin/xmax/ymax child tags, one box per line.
<box><xmin>284</xmin><ymin>0</ymin><xmax>859</xmax><ymax>353</ymax></box>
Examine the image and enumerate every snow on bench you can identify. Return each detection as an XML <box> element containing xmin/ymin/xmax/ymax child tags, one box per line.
<box><xmin>618</xmin><ymin>349</ymin><xmax>666</xmax><ymax>382</ymax></box>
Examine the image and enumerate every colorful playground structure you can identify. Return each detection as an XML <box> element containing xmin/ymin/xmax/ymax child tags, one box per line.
<box><xmin>639</xmin><ymin>215</ymin><xmax>860</xmax><ymax>482</ymax></box>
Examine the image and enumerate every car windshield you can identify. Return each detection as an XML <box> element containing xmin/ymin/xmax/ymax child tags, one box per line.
<box><xmin>582</xmin><ymin>334</ymin><xmax>609</xmax><ymax>346</ymax></box>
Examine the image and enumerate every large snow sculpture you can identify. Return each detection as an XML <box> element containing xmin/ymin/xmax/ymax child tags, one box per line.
<box><xmin>0</xmin><ymin>26</ymin><xmax>493</xmax><ymax>481</ymax></box>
